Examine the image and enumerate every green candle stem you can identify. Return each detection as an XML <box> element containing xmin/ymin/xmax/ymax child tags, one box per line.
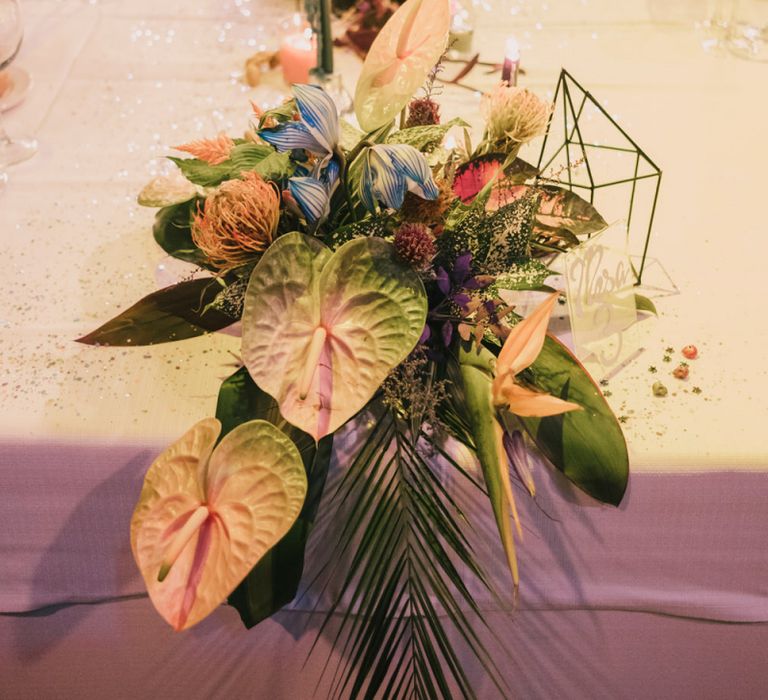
<box><xmin>318</xmin><ymin>0</ymin><xmax>333</xmax><ymax>75</ymax></box>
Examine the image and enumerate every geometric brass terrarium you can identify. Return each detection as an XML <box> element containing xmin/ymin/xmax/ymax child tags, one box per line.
<box><xmin>537</xmin><ymin>69</ymin><xmax>662</xmax><ymax>285</ymax></box>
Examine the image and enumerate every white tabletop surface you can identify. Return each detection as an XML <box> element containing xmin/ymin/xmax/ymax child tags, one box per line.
<box><xmin>1</xmin><ymin>0</ymin><xmax>767</xmax><ymax>472</ymax></box>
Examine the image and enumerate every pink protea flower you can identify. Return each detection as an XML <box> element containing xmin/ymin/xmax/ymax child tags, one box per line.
<box><xmin>394</xmin><ymin>222</ymin><xmax>437</xmax><ymax>271</ymax></box>
<box><xmin>192</xmin><ymin>172</ymin><xmax>280</xmax><ymax>270</ymax></box>
<box><xmin>174</xmin><ymin>132</ymin><xmax>235</xmax><ymax>165</ymax></box>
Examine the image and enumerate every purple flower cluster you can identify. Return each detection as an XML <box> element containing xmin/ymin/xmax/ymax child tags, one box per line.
<box><xmin>421</xmin><ymin>252</ymin><xmax>491</xmax><ymax>347</ymax></box>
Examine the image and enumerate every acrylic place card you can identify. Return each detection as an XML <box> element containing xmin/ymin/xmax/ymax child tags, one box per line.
<box><xmin>563</xmin><ymin>222</ymin><xmax>638</xmax><ymax>371</ymax></box>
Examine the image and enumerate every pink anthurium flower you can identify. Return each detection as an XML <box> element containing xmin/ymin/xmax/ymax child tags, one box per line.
<box><xmin>492</xmin><ymin>292</ymin><xmax>581</xmax><ymax>417</ymax></box>
<box><xmin>130</xmin><ymin>418</ymin><xmax>307</xmax><ymax>631</ymax></box>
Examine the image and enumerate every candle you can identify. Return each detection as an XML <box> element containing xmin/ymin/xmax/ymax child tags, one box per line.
<box><xmin>449</xmin><ymin>0</ymin><xmax>474</xmax><ymax>55</ymax></box>
<box><xmin>317</xmin><ymin>0</ymin><xmax>334</xmax><ymax>75</ymax></box>
<box><xmin>501</xmin><ymin>36</ymin><xmax>519</xmax><ymax>86</ymax></box>
<box><xmin>449</xmin><ymin>27</ymin><xmax>474</xmax><ymax>55</ymax></box>
<box><xmin>280</xmin><ymin>24</ymin><xmax>317</xmax><ymax>85</ymax></box>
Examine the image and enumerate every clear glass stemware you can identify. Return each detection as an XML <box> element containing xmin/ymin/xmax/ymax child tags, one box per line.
<box><xmin>0</xmin><ymin>0</ymin><xmax>37</xmax><ymax>167</ymax></box>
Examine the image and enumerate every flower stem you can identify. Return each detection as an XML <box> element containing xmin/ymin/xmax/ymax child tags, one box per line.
<box><xmin>345</xmin><ymin>139</ymin><xmax>373</xmax><ymax>167</ymax></box>
<box><xmin>334</xmin><ymin>147</ymin><xmax>357</xmax><ymax>222</ymax></box>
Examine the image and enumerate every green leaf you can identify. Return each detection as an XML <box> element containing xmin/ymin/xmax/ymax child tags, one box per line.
<box><xmin>312</xmin><ymin>404</ymin><xmax>507</xmax><ymax>700</ymax></box>
<box><xmin>324</xmin><ymin>216</ymin><xmax>394</xmax><ymax>249</ymax></box>
<box><xmin>440</xmin><ymin>192</ymin><xmax>539</xmax><ymax>275</ymax></box>
<box><xmin>456</xmin><ymin>345</ymin><xmax>519</xmax><ymax>585</ymax></box>
<box><xmin>366</xmin><ymin>121</ymin><xmax>395</xmax><ymax>144</ymax></box>
<box><xmin>340</xmin><ymin>119</ymin><xmax>365</xmax><ymax>151</ymax></box>
<box><xmin>493</xmin><ymin>259</ymin><xmax>554</xmax><ymax>291</ymax></box>
<box><xmin>504</xmin><ymin>157</ymin><xmax>539</xmax><ymax>183</ymax></box>
<box><xmin>242</xmin><ymin>233</ymin><xmax>427</xmax><ymax>440</ymax></box>
<box><xmin>535</xmin><ymin>185</ymin><xmax>608</xmax><ymax>237</ymax></box>
<box><xmin>76</xmin><ymin>278</ymin><xmax>236</xmax><ymax>346</ymax></box>
<box><xmin>227</xmin><ymin>142</ymin><xmax>272</xmax><ymax>170</ymax></box>
<box><xmin>635</xmin><ymin>293</ymin><xmax>657</xmax><ymax>316</ymax></box>
<box><xmin>152</xmin><ymin>199</ymin><xmax>214</xmax><ymax>269</ymax></box>
<box><xmin>168</xmin><ymin>157</ymin><xmax>231</xmax><ymax>187</ymax></box>
<box><xmin>517</xmin><ymin>334</ymin><xmax>629</xmax><ymax>505</ymax></box>
<box><xmin>387</xmin><ymin>118</ymin><xmax>468</xmax><ymax>151</ymax></box>
<box><xmin>218</xmin><ymin>367</ymin><xmax>333</xmax><ymax>628</ymax></box>
<box><xmin>247</xmin><ymin>148</ymin><xmax>295</xmax><ymax>181</ymax></box>
<box><xmin>258</xmin><ymin>99</ymin><xmax>296</xmax><ymax>127</ymax></box>
<box><xmin>531</xmin><ymin>220</ymin><xmax>581</xmax><ymax>252</ymax></box>
<box><xmin>169</xmin><ymin>144</ymin><xmax>295</xmax><ymax>187</ymax></box>
<box><xmin>333</xmin><ymin>147</ymin><xmax>370</xmax><ymax>225</ymax></box>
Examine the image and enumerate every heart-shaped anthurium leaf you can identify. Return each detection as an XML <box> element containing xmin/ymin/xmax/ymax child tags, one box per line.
<box><xmin>241</xmin><ymin>232</ymin><xmax>427</xmax><ymax>440</ymax></box>
<box><xmin>130</xmin><ymin>418</ymin><xmax>307</xmax><ymax>631</ymax></box>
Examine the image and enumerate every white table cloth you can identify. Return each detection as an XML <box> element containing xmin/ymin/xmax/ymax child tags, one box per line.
<box><xmin>2</xmin><ymin>1</ymin><xmax>768</xmax><ymax>697</ymax></box>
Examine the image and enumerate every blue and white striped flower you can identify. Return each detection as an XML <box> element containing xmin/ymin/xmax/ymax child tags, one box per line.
<box><xmin>288</xmin><ymin>158</ymin><xmax>340</xmax><ymax>226</ymax></box>
<box><xmin>259</xmin><ymin>85</ymin><xmax>342</xmax><ymax>227</ymax></box>
<box><xmin>359</xmin><ymin>144</ymin><xmax>439</xmax><ymax>213</ymax></box>
<box><xmin>259</xmin><ymin>84</ymin><xmax>339</xmax><ymax>170</ymax></box>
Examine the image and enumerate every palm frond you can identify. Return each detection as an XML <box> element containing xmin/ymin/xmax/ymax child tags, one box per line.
<box><xmin>311</xmin><ymin>403</ymin><xmax>509</xmax><ymax>699</ymax></box>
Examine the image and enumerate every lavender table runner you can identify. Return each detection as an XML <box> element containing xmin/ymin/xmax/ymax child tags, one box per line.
<box><xmin>3</xmin><ymin>438</ymin><xmax>767</xmax><ymax>623</ymax></box>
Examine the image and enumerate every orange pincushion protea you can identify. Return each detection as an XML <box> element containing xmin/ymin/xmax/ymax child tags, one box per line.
<box><xmin>192</xmin><ymin>172</ymin><xmax>280</xmax><ymax>270</ymax></box>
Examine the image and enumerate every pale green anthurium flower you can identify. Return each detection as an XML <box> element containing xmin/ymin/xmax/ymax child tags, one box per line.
<box><xmin>130</xmin><ymin>418</ymin><xmax>306</xmax><ymax>631</ymax></box>
<box><xmin>241</xmin><ymin>232</ymin><xmax>427</xmax><ymax>441</ymax></box>
<box><xmin>354</xmin><ymin>0</ymin><xmax>451</xmax><ymax>132</ymax></box>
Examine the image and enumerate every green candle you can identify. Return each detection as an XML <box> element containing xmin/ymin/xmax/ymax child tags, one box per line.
<box><xmin>305</xmin><ymin>0</ymin><xmax>333</xmax><ymax>77</ymax></box>
<box><xmin>318</xmin><ymin>0</ymin><xmax>333</xmax><ymax>75</ymax></box>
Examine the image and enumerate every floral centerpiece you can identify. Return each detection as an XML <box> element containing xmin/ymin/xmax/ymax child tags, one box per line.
<box><xmin>80</xmin><ymin>0</ymin><xmax>633</xmax><ymax>695</ymax></box>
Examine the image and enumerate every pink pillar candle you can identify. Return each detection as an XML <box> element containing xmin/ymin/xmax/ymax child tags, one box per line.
<box><xmin>280</xmin><ymin>29</ymin><xmax>317</xmax><ymax>85</ymax></box>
